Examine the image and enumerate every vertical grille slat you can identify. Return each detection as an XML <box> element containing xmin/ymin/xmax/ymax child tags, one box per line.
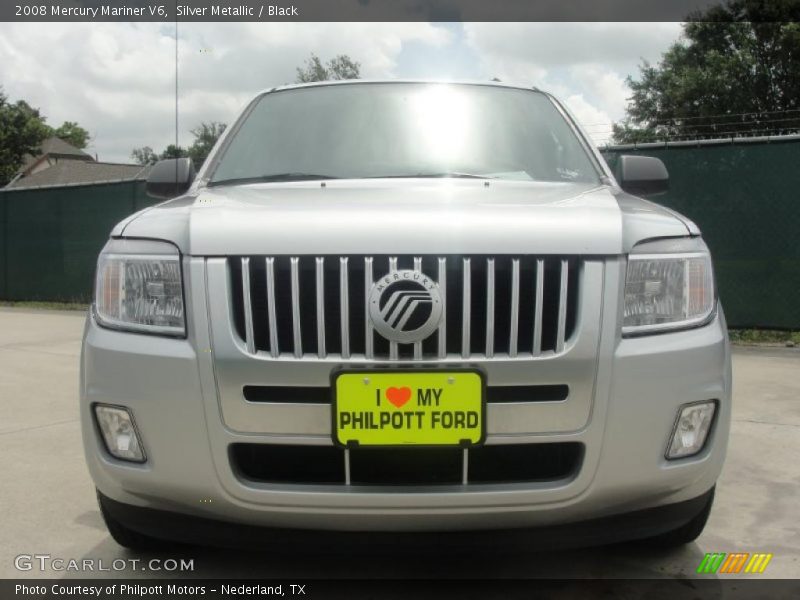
<box><xmin>485</xmin><ymin>258</ymin><xmax>495</xmax><ymax>358</ymax></box>
<box><xmin>413</xmin><ymin>257</ymin><xmax>423</xmax><ymax>360</ymax></box>
<box><xmin>230</xmin><ymin>255</ymin><xmax>581</xmax><ymax>360</ymax></box>
<box><xmin>437</xmin><ymin>257</ymin><xmax>447</xmax><ymax>359</ymax></box>
<box><xmin>509</xmin><ymin>258</ymin><xmax>520</xmax><ymax>358</ymax></box>
<box><xmin>265</xmin><ymin>257</ymin><xmax>279</xmax><ymax>357</ymax></box>
<box><xmin>389</xmin><ymin>256</ymin><xmax>398</xmax><ymax>360</ymax></box>
<box><xmin>290</xmin><ymin>257</ymin><xmax>302</xmax><ymax>358</ymax></box>
<box><xmin>364</xmin><ymin>257</ymin><xmax>374</xmax><ymax>359</ymax></box>
<box><xmin>461</xmin><ymin>258</ymin><xmax>471</xmax><ymax>358</ymax></box>
<box><xmin>340</xmin><ymin>257</ymin><xmax>350</xmax><ymax>359</ymax></box>
<box><xmin>315</xmin><ymin>257</ymin><xmax>326</xmax><ymax>358</ymax></box>
<box><xmin>241</xmin><ymin>257</ymin><xmax>256</xmax><ymax>354</ymax></box>
<box><xmin>532</xmin><ymin>258</ymin><xmax>544</xmax><ymax>356</ymax></box>
<box><xmin>556</xmin><ymin>259</ymin><xmax>569</xmax><ymax>354</ymax></box>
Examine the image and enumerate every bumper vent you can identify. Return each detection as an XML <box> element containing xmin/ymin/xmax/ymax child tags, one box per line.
<box><xmin>230</xmin><ymin>442</ymin><xmax>584</xmax><ymax>487</ymax></box>
<box><xmin>242</xmin><ymin>384</ymin><xmax>570</xmax><ymax>404</ymax></box>
<box><xmin>229</xmin><ymin>255</ymin><xmax>580</xmax><ymax>360</ymax></box>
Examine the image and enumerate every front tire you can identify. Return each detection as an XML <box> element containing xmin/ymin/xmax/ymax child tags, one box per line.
<box><xmin>644</xmin><ymin>487</ymin><xmax>715</xmax><ymax>546</ymax></box>
<box><xmin>97</xmin><ymin>490</ymin><xmax>172</xmax><ymax>551</ymax></box>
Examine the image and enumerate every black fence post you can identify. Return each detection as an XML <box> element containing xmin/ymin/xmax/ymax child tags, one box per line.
<box><xmin>1</xmin><ymin>192</ymin><xmax>6</xmax><ymax>300</ymax></box>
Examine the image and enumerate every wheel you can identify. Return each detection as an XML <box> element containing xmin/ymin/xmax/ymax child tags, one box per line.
<box><xmin>644</xmin><ymin>487</ymin><xmax>715</xmax><ymax>547</ymax></box>
<box><xmin>97</xmin><ymin>490</ymin><xmax>172</xmax><ymax>551</ymax></box>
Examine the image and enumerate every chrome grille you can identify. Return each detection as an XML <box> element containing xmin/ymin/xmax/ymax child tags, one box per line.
<box><xmin>229</xmin><ymin>256</ymin><xmax>580</xmax><ymax>360</ymax></box>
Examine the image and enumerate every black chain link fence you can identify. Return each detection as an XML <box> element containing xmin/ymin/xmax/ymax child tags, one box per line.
<box><xmin>603</xmin><ymin>135</ymin><xmax>800</xmax><ymax>329</ymax></box>
<box><xmin>2</xmin><ymin>137</ymin><xmax>799</xmax><ymax>329</ymax></box>
<box><xmin>0</xmin><ymin>180</ymin><xmax>156</xmax><ymax>303</ymax></box>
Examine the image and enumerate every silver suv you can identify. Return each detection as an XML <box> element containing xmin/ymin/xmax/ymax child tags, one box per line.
<box><xmin>81</xmin><ymin>81</ymin><xmax>730</xmax><ymax>550</ymax></box>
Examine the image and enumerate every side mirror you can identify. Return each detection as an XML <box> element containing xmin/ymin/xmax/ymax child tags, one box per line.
<box><xmin>146</xmin><ymin>158</ymin><xmax>195</xmax><ymax>199</ymax></box>
<box><xmin>616</xmin><ymin>155</ymin><xmax>669</xmax><ymax>197</ymax></box>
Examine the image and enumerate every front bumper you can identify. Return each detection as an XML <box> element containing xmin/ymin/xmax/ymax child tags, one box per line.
<box><xmin>80</xmin><ymin>258</ymin><xmax>732</xmax><ymax>533</ymax></box>
<box><xmin>98</xmin><ymin>488</ymin><xmax>714</xmax><ymax>550</ymax></box>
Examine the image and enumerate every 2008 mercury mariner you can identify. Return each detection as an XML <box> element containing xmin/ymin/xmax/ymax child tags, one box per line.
<box><xmin>81</xmin><ymin>80</ymin><xmax>730</xmax><ymax>550</ymax></box>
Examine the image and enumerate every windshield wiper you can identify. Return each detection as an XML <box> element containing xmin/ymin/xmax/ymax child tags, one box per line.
<box><xmin>365</xmin><ymin>172</ymin><xmax>496</xmax><ymax>180</ymax></box>
<box><xmin>209</xmin><ymin>173</ymin><xmax>339</xmax><ymax>186</ymax></box>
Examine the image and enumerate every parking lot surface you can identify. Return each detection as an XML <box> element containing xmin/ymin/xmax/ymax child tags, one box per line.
<box><xmin>1</xmin><ymin>308</ymin><xmax>798</xmax><ymax>580</ymax></box>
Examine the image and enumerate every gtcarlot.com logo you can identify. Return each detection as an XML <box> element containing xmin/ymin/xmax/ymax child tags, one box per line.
<box><xmin>14</xmin><ymin>554</ymin><xmax>194</xmax><ymax>572</ymax></box>
<box><xmin>697</xmin><ymin>552</ymin><xmax>773</xmax><ymax>574</ymax></box>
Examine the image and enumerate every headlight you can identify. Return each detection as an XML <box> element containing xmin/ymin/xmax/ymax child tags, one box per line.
<box><xmin>94</xmin><ymin>239</ymin><xmax>185</xmax><ymax>336</ymax></box>
<box><xmin>623</xmin><ymin>237</ymin><xmax>715</xmax><ymax>335</ymax></box>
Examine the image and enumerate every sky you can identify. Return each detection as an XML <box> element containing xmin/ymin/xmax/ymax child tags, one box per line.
<box><xmin>0</xmin><ymin>22</ymin><xmax>683</xmax><ymax>163</ymax></box>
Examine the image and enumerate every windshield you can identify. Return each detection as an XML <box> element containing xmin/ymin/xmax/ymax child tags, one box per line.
<box><xmin>209</xmin><ymin>83</ymin><xmax>601</xmax><ymax>185</ymax></box>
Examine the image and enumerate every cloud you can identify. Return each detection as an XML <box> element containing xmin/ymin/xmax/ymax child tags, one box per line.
<box><xmin>462</xmin><ymin>22</ymin><xmax>682</xmax><ymax>141</ymax></box>
<box><xmin>562</xmin><ymin>95</ymin><xmax>616</xmax><ymax>146</ymax></box>
<box><xmin>0</xmin><ymin>22</ymin><xmax>451</xmax><ymax>162</ymax></box>
<box><xmin>463</xmin><ymin>22</ymin><xmax>681</xmax><ymax>76</ymax></box>
<box><xmin>0</xmin><ymin>22</ymin><xmax>679</xmax><ymax>161</ymax></box>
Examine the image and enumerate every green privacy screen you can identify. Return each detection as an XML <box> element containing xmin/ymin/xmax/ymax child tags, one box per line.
<box><xmin>2</xmin><ymin>139</ymin><xmax>799</xmax><ymax>328</ymax></box>
<box><xmin>0</xmin><ymin>180</ymin><xmax>156</xmax><ymax>303</ymax></box>
<box><xmin>602</xmin><ymin>137</ymin><xmax>800</xmax><ymax>329</ymax></box>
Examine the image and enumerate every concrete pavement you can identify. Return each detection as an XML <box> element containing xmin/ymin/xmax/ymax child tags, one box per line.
<box><xmin>1</xmin><ymin>308</ymin><xmax>798</xmax><ymax>579</ymax></box>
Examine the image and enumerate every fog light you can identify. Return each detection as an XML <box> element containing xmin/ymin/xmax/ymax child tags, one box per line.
<box><xmin>94</xmin><ymin>405</ymin><xmax>145</xmax><ymax>462</ymax></box>
<box><xmin>667</xmin><ymin>401</ymin><xmax>716</xmax><ymax>459</ymax></box>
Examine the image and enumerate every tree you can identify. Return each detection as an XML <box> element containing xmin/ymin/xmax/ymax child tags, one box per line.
<box><xmin>131</xmin><ymin>122</ymin><xmax>226</xmax><ymax>169</ymax></box>
<box><xmin>131</xmin><ymin>146</ymin><xmax>158</xmax><ymax>166</ymax></box>
<box><xmin>0</xmin><ymin>88</ymin><xmax>51</xmax><ymax>186</ymax></box>
<box><xmin>159</xmin><ymin>144</ymin><xmax>188</xmax><ymax>160</ymax></box>
<box><xmin>295</xmin><ymin>53</ymin><xmax>361</xmax><ymax>83</ymax></box>
<box><xmin>0</xmin><ymin>88</ymin><xmax>91</xmax><ymax>185</ymax></box>
<box><xmin>613</xmin><ymin>1</ymin><xmax>800</xmax><ymax>144</ymax></box>
<box><xmin>188</xmin><ymin>121</ymin><xmax>226</xmax><ymax>169</ymax></box>
<box><xmin>50</xmin><ymin>121</ymin><xmax>90</xmax><ymax>149</ymax></box>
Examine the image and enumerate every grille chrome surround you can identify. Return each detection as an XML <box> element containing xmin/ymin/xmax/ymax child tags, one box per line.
<box><xmin>229</xmin><ymin>255</ymin><xmax>581</xmax><ymax>361</ymax></box>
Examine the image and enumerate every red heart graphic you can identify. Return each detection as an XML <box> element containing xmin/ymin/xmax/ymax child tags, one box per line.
<box><xmin>386</xmin><ymin>386</ymin><xmax>412</xmax><ymax>408</ymax></box>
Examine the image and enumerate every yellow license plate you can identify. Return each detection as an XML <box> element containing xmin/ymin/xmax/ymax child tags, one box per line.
<box><xmin>333</xmin><ymin>370</ymin><xmax>485</xmax><ymax>447</ymax></box>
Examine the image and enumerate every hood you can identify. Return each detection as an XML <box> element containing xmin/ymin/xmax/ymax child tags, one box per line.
<box><xmin>119</xmin><ymin>179</ymin><xmax>690</xmax><ymax>256</ymax></box>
